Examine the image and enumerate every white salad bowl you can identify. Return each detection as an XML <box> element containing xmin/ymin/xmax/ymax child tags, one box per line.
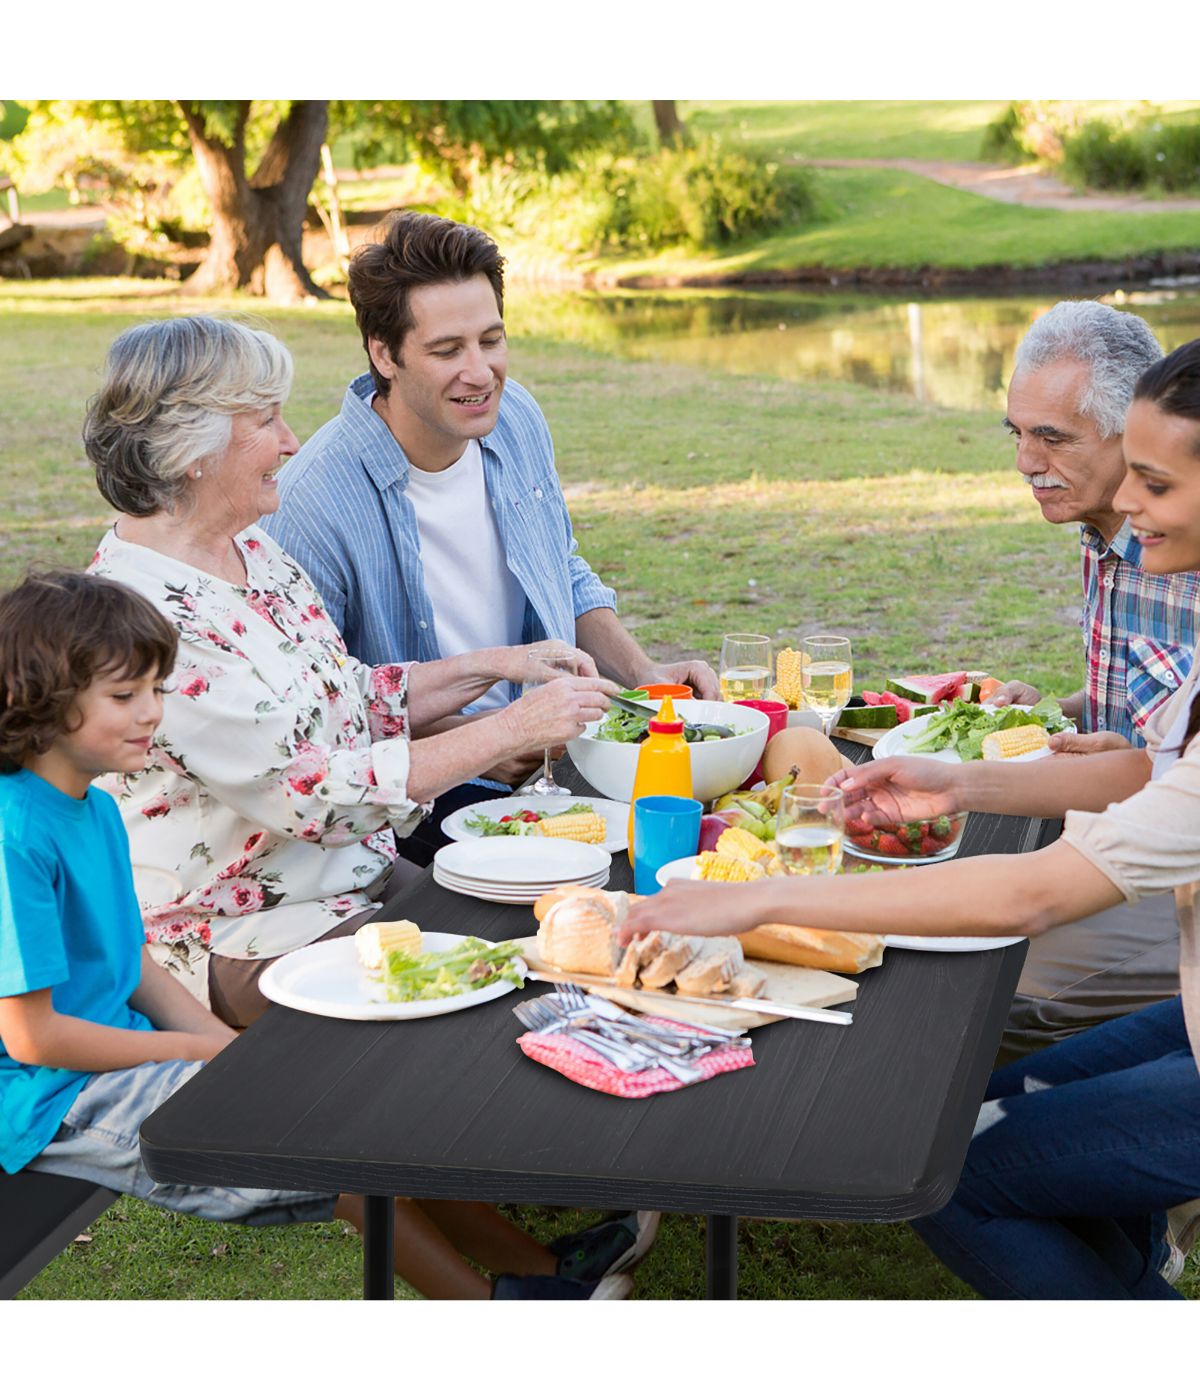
<box><xmin>566</xmin><ymin>698</ymin><xmax>770</xmax><ymax>804</ymax></box>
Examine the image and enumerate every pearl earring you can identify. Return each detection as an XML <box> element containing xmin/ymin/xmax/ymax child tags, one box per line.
<box><xmin>194</xmin><ymin>470</ymin><xmax>203</xmax><ymax>479</ymax></box>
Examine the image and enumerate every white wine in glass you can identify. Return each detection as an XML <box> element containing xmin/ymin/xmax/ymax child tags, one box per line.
<box><xmin>775</xmin><ymin>784</ymin><xmax>844</xmax><ymax>876</ymax></box>
<box><xmin>799</xmin><ymin>634</ymin><xmax>853</xmax><ymax>737</ymax></box>
<box><xmin>517</xmin><ymin>648</ymin><xmax>578</xmax><ymax>797</ymax></box>
<box><xmin>719</xmin><ymin>633</ymin><xmax>772</xmax><ymax>704</ymax></box>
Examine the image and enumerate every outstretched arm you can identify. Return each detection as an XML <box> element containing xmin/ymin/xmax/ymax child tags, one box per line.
<box><xmin>574</xmin><ymin>607</ymin><xmax>719</xmax><ymax>699</ymax></box>
<box><xmin>618</xmin><ymin>840</ymin><xmax>1123</xmax><ymax>946</ymax></box>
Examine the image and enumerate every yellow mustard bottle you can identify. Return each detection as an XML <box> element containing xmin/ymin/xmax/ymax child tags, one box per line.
<box><xmin>627</xmin><ymin>696</ymin><xmax>694</xmax><ymax>857</ymax></box>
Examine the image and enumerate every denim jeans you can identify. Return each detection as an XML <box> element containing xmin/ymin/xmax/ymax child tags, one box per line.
<box><xmin>912</xmin><ymin>995</ymin><xmax>1200</xmax><ymax>1299</ymax></box>
<box><xmin>28</xmin><ymin>1058</ymin><xmax>338</xmax><ymax>1226</ymax></box>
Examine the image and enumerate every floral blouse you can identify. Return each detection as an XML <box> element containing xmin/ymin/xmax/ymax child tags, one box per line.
<box><xmin>90</xmin><ymin>525</ymin><xmax>427</xmax><ymax>998</ymax></box>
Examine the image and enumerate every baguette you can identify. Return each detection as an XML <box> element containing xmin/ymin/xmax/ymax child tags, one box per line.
<box><xmin>738</xmin><ymin>923</ymin><xmax>884</xmax><ymax>974</ymax></box>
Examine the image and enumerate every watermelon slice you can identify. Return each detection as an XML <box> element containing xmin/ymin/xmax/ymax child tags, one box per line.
<box><xmin>888</xmin><ymin>671</ymin><xmax>972</xmax><ymax>705</ymax></box>
<box><xmin>861</xmin><ymin>690</ymin><xmax>938</xmax><ymax>724</ymax></box>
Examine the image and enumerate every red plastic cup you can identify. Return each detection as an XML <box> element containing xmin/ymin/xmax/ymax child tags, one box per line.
<box><xmin>735</xmin><ymin>698</ymin><xmax>788</xmax><ymax>785</ymax></box>
<box><xmin>640</xmin><ymin>683</ymin><xmax>694</xmax><ymax>700</ymax></box>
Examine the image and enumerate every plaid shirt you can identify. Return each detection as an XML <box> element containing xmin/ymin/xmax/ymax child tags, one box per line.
<box><xmin>1079</xmin><ymin>520</ymin><xmax>1200</xmax><ymax>743</ymax></box>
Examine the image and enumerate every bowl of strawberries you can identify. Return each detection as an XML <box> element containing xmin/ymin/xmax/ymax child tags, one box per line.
<box><xmin>843</xmin><ymin>812</ymin><xmax>968</xmax><ymax>865</ymax></box>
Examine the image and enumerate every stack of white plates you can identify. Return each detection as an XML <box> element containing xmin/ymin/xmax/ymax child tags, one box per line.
<box><xmin>432</xmin><ymin>835</ymin><xmax>612</xmax><ymax>905</ymax></box>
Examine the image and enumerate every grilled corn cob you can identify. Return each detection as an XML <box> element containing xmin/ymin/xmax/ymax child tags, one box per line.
<box><xmin>696</xmin><ymin>851</ymin><xmax>766</xmax><ymax>882</ymax></box>
<box><xmin>774</xmin><ymin>648</ymin><xmax>807</xmax><ymax>709</ymax></box>
<box><xmin>355</xmin><ymin>919</ymin><xmax>422</xmax><ymax>971</ymax></box>
<box><xmin>981</xmin><ymin>725</ymin><xmax>1050</xmax><ymax>761</ymax></box>
<box><xmin>716</xmin><ymin>825</ymin><xmax>776</xmax><ymax>868</ymax></box>
<box><xmin>537</xmin><ymin>810</ymin><xmax>607</xmax><ymax>844</ymax></box>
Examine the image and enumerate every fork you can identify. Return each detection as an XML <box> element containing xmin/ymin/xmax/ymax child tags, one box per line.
<box><xmin>514</xmin><ymin>996</ymin><xmax>705</xmax><ymax>1083</ymax></box>
<box><xmin>513</xmin><ymin>999</ymin><xmax>649</xmax><ymax>1072</ymax></box>
<box><xmin>555</xmin><ymin>983</ymin><xmax>749</xmax><ymax>1049</ymax></box>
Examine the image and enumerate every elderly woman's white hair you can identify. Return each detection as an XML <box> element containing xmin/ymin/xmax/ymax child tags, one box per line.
<box><xmin>84</xmin><ymin>315</ymin><xmax>294</xmax><ymax>516</ymax></box>
<box><xmin>1013</xmin><ymin>300</ymin><xmax>1163</xmax><ymax>439</ymax></box>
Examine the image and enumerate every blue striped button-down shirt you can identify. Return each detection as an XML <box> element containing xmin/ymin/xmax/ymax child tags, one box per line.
<box><xmin>263</xmin><ymin>374</ymin><xmax>617</xmax><ymax>689</ymax></box>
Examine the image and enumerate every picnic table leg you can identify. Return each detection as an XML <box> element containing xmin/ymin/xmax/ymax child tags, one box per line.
<box><xmin>706</xmin><ymin>1214</ymin><xmax>738</xmax><ymax>1298</ymax></box>
<box><xmin>363</xmin><ymin>1195</ymin><xmax>394</xmax><ymax>1299</ymax></box>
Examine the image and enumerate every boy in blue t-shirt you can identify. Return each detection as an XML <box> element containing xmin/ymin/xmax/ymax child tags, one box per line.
<box><xmin>0</xmin><ymin>570</ymin><xmax>336</xmax><ymax>1227</ymax></box>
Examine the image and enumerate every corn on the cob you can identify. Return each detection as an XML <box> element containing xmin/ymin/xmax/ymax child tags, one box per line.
<box><xmin>696</xmin><ymin>851</ymin><xmax>766</xmax><ymax>882</ymax></box>
<box><xmin>355</xmin><ymin>919</ymin><xmax>422</xmax><ymax>970</ymax></box>
<box><xmin>716</xmin><ymin>825</ymin><xmax>775</xmax><ymax>868</ymax></box>
<box><xmin>981</xmin><ymin>725</ymin><xmax>1050</xmax><ymax>761</ymax></box>
<box><xmin>536</xmin><ymin>810</ymin><xmax>607</xmax><ymax>844</ymax></box>
<box><xmin>774</xmin><ymin>648</ymin><xmax>808</xmax><ymax>709</ymax></box>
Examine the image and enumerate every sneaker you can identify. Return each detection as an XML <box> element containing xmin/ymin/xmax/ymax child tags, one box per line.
<box><xmin>549</xmin><ymin>1211</ymin><xmax>661</xmax><ymax>1284</ymax></box>
<box><xmin>1161</xmin><ymin>1242</ymin><xmax>1187</xmax><ymax>1287</ymax></box>
<box><xmin>492</xmin><ymin>1272</ymin><xmax>633</xmax><ymax>1300</ymax></box>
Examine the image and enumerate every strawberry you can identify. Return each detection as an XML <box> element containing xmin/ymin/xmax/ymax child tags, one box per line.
<box><xmin>920</xmin><ymin>835</ymin><xmax>946</xmax><ymax>856</ymax></box>
<box><xmin>876</xmin><ymin>833</ymin><xmax>908</xmax><ymax>857</ymax></box>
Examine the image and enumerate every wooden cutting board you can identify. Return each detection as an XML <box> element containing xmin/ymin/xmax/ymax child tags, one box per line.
<box><xmin>512</xmin><ymin>936</ymin><xmax>859</xmax><ymax>1031</ymax></box>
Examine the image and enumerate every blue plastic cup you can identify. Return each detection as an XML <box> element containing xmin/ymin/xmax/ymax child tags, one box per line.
<box><xmin>633</xmin><ymin>795</ymin><xmax>703</xmax><ymax>896</ymax></box>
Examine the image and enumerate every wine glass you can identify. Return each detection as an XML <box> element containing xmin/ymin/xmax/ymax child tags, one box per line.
<box><xmin>517</xmin><ymin>647</ymin><xmax>579</xmax><ymax>797</ymax></box>
<box><xmin>775</xmin><ymin>784</ymin><xmax>844</xmax><ymax>876</ymax></box>
<box><xmin>799</xmin><ymin>634</ymin><xmax>853</xmax><ymax>737</ymax></box>
<box><xmin>719</xmin><ymin>633</ymin><xmax>772</xmax><ymax>704</ymax></box>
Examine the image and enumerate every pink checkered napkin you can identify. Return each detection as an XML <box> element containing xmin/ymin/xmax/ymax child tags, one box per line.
<box><xmin>517</xmin><ymin>1015</ymin><xmax>754</xmax><ymax>1097</ymax></box>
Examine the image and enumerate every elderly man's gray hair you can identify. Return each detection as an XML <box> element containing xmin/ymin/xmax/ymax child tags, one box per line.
<box><xmin>1013</xmin><ymin>300</ymin><xmax>1163</xmax><ymax>439</ymax></box>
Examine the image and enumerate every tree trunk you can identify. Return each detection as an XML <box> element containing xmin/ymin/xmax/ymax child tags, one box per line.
<box><xmin>652</xmin><ymin>101</ymin><xmax>683</xmax><ymax>144</ymax></box>
<box><xmin>179</xmin><ymin>100</ymin><xmax>329</xmax><ymax>303</ymax></box>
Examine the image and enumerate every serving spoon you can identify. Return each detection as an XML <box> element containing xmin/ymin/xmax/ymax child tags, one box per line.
<box><xmin>607</xmin><ymin>692</ymin><xmax>734</xmax><ymax>741</ymax></box>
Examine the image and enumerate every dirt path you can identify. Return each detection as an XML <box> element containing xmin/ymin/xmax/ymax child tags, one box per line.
<box><xmin>804</xmin><ymin>157</ymin><xmax>1200</xmax><ymax>213</ymax></box>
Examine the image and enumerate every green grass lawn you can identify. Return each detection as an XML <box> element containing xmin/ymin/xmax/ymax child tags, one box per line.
<box><xmin>577</xmin><ymin>166</ymin><xmax>1200</xmax><ymax>286</ymax></box>
<box><xmin>3</xmin><ymin>281</ymin><xmax>1197</xmax><ymax>1300</ymax></box>
<box><xmin>681</xmin><ymin>100</ymin><xmax>1200</xmax><ymax>164</ymax></box>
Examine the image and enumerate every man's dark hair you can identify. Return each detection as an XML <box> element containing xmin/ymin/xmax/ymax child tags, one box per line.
<box><xmin>347</xmin><ymin>211</ymin><xmax>506</xmax><ymax>397</ymax></box>
<box><xmin>0</xmin><ymin>570</ymin><xmax>178</xmax><ymax>772</ymax></box>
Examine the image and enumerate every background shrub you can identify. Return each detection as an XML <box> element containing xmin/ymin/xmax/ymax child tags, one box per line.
<box><xmin>449</xmin><ymin>137</ymin><xmax>815</xmax><ymax>256</ymax></box>
<box><xmin>1062</xmin><ymin>120</ymin><xmax>1150</xmax><ymax>190</ymax></box>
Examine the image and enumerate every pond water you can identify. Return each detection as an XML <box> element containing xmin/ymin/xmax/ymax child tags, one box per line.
<box><xmin>513</xmin><ymin>282</ymin><xmax>1200</xmax><ymax>413</ymax></box>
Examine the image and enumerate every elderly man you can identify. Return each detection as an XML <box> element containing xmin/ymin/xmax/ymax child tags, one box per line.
<box><xmin>985</xmin><ymin>301</ymin><xmax>1200</xmax><ymax>1066</ymax></box>
<box><xmin>994</xmin><ymin>300</ymin><xmax>1197</xmax><ymax>744</ymax></box>
<box><xmin>265</xmin><ymin>212</ymin><xmax>716</xmax><ymax>859</ymax></box>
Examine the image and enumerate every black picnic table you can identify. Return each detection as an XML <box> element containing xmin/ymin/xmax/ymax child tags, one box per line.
<box><xmin>140</xmin><ymin>743</ymin><xmax>1047</xmax><ymax>1299</ymax></box>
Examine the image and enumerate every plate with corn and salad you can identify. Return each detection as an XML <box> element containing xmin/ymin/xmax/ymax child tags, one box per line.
<box><xmin>872</xmin><ymin>699</ymin><xmax>1074</xmax><ymax>764</ymax></box>
<box><xmin>440</xmin><ymin>795</ymin><xmax>632</xmax><ymax>853</ymax></box>
<box><xmin>258</xmin><ymin>919</ymin><xmax>527</xmax><ymax>1020</ymax></box>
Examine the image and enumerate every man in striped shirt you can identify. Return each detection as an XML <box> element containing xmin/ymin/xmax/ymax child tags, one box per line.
<box><xmin>988</xmin><ymin>301</ymin><xmax>1200</xmax><ymax>1077</ymax></box>
<box><xmin>265</xmin><ymin>212</ymin><xmax>717</xmax><ymax>858</ymax></box>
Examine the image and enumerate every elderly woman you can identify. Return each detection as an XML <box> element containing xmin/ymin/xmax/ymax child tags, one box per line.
<box><xmin>84</xmin><ymin>315</ymin><xmax>613</xmax><ymax>1028</ymax></box>
<box><xmin>80</xmin><ymin>315</ymin><xmax>657</xmax><ymax>1301</ymax></box>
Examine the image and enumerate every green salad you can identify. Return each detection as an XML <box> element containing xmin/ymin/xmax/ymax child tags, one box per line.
<box><xmin>463</xmin><ymin>801</ymin><xmax>594</xmax><ymax>837</ymax></box>
<box><xmin>906</xmin><ymin>698</ymin><xmax>1070</xmax><ymax>761</ymax></box>
<box><xmin>377</xmin><ymin>937</ymin><xmax>525</xmax><ymax>1002</ymax></box>
<box><xmin>596</xmin><ymin>690</ymin><xmax>740</xmax><ymax>745</ymax></box>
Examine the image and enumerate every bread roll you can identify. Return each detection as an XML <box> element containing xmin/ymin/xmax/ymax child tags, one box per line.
<box><xmin>738</xmin><ymin>923</ymin><xmax>884</xmax><ymax>973</ymax></box>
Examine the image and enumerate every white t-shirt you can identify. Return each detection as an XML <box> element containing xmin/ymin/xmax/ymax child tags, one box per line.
<box><xmin>404</xmin><ymin>439</ymin><xmax>527</xmax><ymax>712</ymax></box>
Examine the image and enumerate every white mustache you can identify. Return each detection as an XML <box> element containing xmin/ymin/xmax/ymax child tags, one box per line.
<box><xmin>1028</xmin><ymin>473</ymin><xmax>1067</xmax><ymax>489</ymax></box>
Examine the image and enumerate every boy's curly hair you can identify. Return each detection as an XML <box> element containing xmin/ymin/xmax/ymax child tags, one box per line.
<box><xmin>0</xmin><ymin>570</ymin><xmax>178</xmax><ymax>773</ymax></box>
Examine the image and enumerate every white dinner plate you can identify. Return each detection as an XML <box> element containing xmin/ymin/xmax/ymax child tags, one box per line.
<box><xmin>432</xmin><ymin>869</ymin><xmax>609</xmax><ymax>904</ymax></box>
<box><xmin>258</xmin><ymin>930</ymin><xmax>527</xmax><ymax>1020</ymax></box>
<box><xmin>439</xmin><ymin>796</ymin><xmax>631</xmax><ymax>854</ymax></box>
<box><xmin>883</xmin><ymin>934</ymin><xmax>1028</xmax><ymax>953</ymax></box>
<box><xmin>434</xmin><ymin>836</ymin><xmax>611</xmax><ymax>886</ymax></box>
<box><xmin>872</xmin><ymin>705</ymin><xmax>1072</xmax><ymax>764</ymax></box>
<box><xmin>655</xmin><ymin>855</ymin><xmax>703</xmax><ymax>886</ymax></box>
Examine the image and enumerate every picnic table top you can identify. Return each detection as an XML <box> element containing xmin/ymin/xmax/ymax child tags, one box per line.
<box><xmin>140</xmin><ymin>745</ymin><xmax>1040</xmax><ymax>1224</ymax></box>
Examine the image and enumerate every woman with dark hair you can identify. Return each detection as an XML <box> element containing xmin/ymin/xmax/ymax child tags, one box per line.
<box><xmin>620</xmin><ymin>339</ymin><xmax>1200</xmax><ymax>1300</ymax></box>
